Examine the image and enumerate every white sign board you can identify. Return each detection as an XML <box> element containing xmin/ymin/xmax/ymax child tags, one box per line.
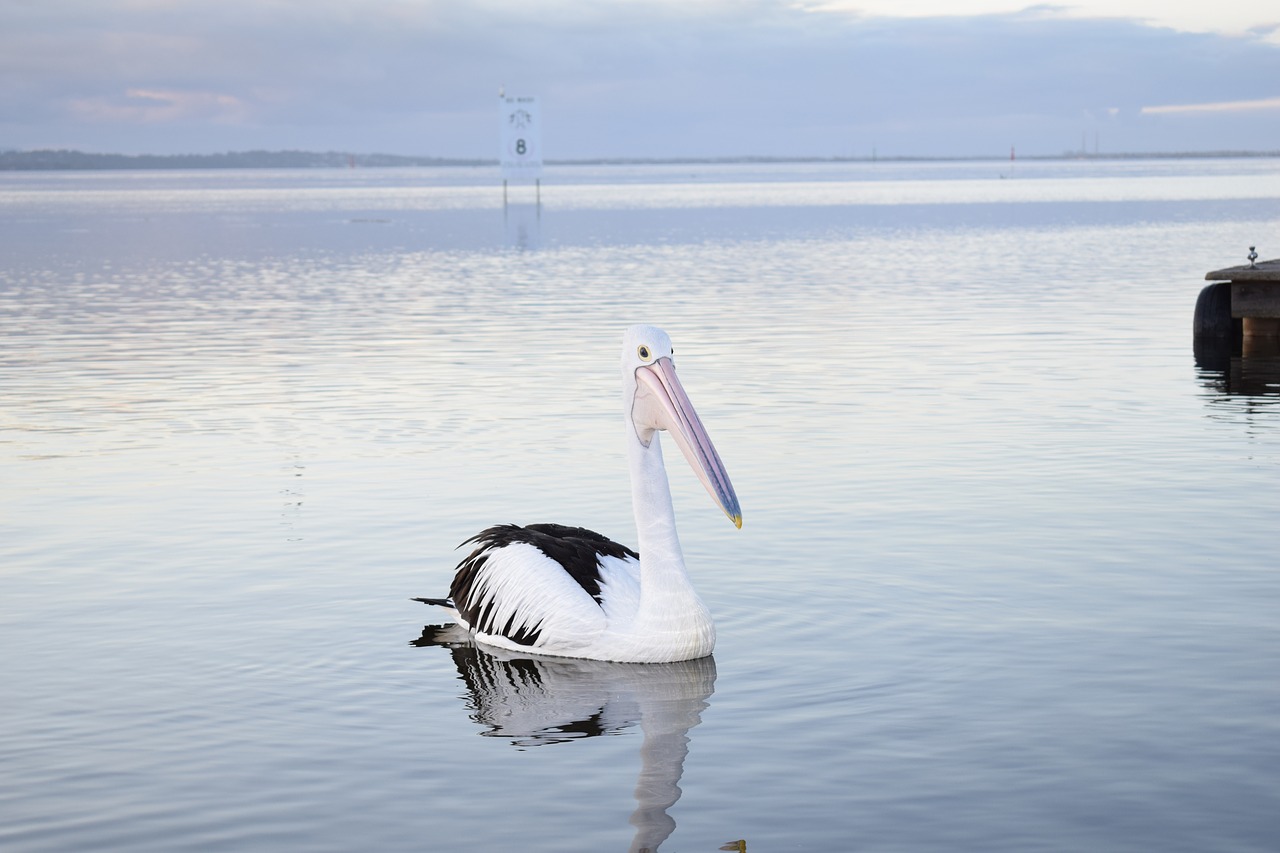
<box><xmin>498</xmin><ymin>95</ymin><xmax>543</xmax><ymax>180</ymax></box>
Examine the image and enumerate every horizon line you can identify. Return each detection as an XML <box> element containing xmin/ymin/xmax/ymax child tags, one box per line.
<box><xmin>3</xmin><ymin>147</ymin><xmax>1280</xmax><ymax>171</ymax></box>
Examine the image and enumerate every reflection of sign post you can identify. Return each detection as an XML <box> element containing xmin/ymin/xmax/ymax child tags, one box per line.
<box><xmin>498</xmin><ymin>95</ymin><xmax>542</xmax><ymax>182</ymax></box>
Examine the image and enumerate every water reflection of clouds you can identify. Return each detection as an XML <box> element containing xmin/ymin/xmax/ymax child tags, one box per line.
<box><xmin>4</xmin><ymin>160</ymin><xmax>1279</xmax><ymax>853</ymax></box>
<box><xmin>413</xmin><ymin>626</ymin><xmax>715</xmax><ymax>852</ymax></box>
<box><xmin>8</xmin><ymin>162</ymin><xmax>1280</xmax><ymax>218</ymax></box>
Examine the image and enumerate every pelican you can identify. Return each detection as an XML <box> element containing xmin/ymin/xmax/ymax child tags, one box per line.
<box><xmin>415</xmin><ymin>324</ymin><xmax>741</xmax><ymax>663</ymax></box>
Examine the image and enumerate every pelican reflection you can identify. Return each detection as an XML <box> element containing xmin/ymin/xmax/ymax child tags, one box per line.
<box><xmin>413</xmin><ymin>624</ymin><xmax>715</xmax><ymax>852</ymax></box>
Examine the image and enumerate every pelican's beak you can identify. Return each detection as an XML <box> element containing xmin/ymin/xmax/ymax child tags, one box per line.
<box><xmin>633</xmin><ymin>357</ymin><xmax>742</xmax><ymax>528</ymax></box>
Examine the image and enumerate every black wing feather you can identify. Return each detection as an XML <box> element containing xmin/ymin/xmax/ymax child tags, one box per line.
<box><xmin>443</xmin><ymin>523</ymin><xmax>638</xmax><ymax>647</ymax></box>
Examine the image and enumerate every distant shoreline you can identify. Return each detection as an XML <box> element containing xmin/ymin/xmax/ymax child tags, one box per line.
<box><xmin>2</xmin><ymin>148</ymin><xmax>1279</xmax><ymax>171</ymax></box>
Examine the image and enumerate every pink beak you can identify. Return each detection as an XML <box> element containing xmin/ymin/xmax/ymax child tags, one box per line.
<box><xmin>632</xmin><ymin>357</ymin><xmax>742</xmax><ymax>528</ymax></box>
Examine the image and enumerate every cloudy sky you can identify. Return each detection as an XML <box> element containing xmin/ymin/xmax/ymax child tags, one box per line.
<box><xmin>3</xmin><ymin>0</ymin><xmax>1279</xmax><ymax>159</ymax></box>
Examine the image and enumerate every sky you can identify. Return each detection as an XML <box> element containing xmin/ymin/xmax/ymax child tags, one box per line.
<box><xmin>2</xmin><ymin>0</ymin><xmax>1279</xmax><ymax>159</ymax></box>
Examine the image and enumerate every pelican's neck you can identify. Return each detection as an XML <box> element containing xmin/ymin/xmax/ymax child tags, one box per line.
<box><xmin>627</xmin><ymin>428</ymin><xmax>685</xmax><ymax>582</ymax></box>
<box><xmin>625</xmin><ymin>423</ymin><xmax>710</xmax><ymax>634</ymax></box>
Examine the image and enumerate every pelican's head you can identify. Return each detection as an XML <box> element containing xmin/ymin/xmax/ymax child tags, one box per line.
<box><xmin>623</xmin><ymin>325</ymin><xmax>742</xmax><ymax>529</ymax></box>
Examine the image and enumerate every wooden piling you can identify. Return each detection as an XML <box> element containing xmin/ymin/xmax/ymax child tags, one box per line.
<box><xmin>1197</xmin><ymin>258</ymin><xmax>1280</xmax><ymax>347</ymax></box>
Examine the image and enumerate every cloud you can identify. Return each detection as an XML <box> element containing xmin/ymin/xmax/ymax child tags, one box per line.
<box><xmin>68</xmin><ymin>88</ymin><xmax>249</xmax><ymax>124</ymax></box>
<box><xmin>2</xmin><ymin>0</ymin><xmax>1279</xmax><ymax>157</ymax></box>
<box><xmin>1140</xmin><ymin>96</ymin><xmax>1280</xmax><ymax>115</ymax></box>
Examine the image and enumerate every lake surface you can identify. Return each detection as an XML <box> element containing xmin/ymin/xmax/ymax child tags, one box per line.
<box><xmin>2</xmin><ymin>158</ymin><xmax>1278</xmax><ymax>852</ymax></box>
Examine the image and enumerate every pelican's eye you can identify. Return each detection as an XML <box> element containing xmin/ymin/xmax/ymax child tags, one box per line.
<box><xmin>637</xmin><ymin>345</ymin><xmax>652</xmax><ymax>361</ymax></box>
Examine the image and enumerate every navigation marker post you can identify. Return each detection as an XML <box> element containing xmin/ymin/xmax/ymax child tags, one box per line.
<box><xmin>498</xmin><ymin>91</ymin><xmax>543</xmax><ymax>212</ymax></box>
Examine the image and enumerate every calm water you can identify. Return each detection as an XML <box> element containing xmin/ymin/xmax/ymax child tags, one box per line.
<box><xmin>2</xmin><ymin>159</ymin><xmax>1279</xmax><ymax>852</ymax></box>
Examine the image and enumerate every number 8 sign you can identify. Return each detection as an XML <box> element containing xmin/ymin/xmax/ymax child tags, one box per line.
<box><xmin>499</xmin><ymin>95</ymin><xmax>543</xmax><ymax>180</ymax></box>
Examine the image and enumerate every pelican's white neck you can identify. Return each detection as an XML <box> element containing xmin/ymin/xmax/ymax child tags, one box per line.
<box><xmin>626</xmin><ymin>424</ymin><xmax>684</xmax><ymax>578</ymax></box>
<box><xmin>623</xmin><ymin>407</ymin><xmax>713</xmax><ymax>652</ymax></box>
